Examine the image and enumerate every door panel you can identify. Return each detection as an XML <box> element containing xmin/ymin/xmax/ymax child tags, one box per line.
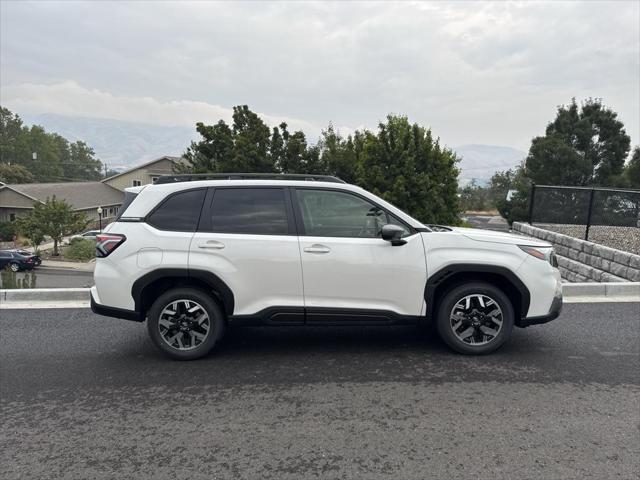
<box><xmin>298</xmin><ymin>234</ymin><xmax>427</xmax><ymax>315</ymax></box>
<box><xmin>189</xmin><ymin>232</ymin><xmax>304</xmax><ymax>315</ymax></box>
<box><xmin>294</xmin><ymin>188</ymin><xmax>427</xmax><ymax>316</ymax></box>
<box><xmin>191</xmin><ymin>187</ymin><xmax>303</xmax><ymax>316</ymax></box>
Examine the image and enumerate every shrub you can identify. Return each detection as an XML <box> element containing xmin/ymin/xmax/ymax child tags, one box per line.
<box><xmin>65</xmin><ymin>238</ymin><xmax>95</xmax><ymax>261</ymax></box>
<box><xmin>0</xmin><ymin>221</ymin><xmax>17</xmax><ymax>242</ymax></box>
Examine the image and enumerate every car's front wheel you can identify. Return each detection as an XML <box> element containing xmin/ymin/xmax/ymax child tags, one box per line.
<box><xmin>9</xmin><ymin>262</ymin><xmax>20</xmax><ymax>272</ymax></box>
<box><xmin>436</xmin><ymin>282</ymin><xmax>514</xmax><ymax>355</ymax></box>
<box><xmin>147</xmin><ymin>288</ymin><xmax>225</xmax><ymax>360</ymax></box>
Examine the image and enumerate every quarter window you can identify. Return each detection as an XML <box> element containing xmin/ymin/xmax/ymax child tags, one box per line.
<box><xmin>296</xmin><ymin>189</ymin><xmax>409</xmax><ymax>238</ymax></box>
<box><xmin>209</xmin><ymin>188</ymin><xmax>289</xmax><ymax>235</ymax></box>
<box><xmin>147</xmin><ymin>189</ymin><xmax>206</xmax><ymax>232</ymax></box>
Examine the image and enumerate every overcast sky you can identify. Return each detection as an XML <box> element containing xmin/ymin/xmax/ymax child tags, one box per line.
<box><xmin>1</xmin><ymin>0</ymin><xmax>638</xmax><ymax>151</ymax></box>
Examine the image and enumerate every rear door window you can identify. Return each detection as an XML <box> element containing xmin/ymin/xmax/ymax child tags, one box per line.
<box><xmin>147</xmin><ymin>189</ymin><xmax>206</xmax><ymax>232</ymax></box>
<box><xmin>208</xmin><ymin>188</ymin><xmax>290</xmax><ymax>235</ymax></box>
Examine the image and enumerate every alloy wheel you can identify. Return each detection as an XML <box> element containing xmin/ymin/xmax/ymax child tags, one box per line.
<box><xmin>158</xmin><ymin>299</ymin><xmax>211</xmax><ymax>351</ymax></box>
<box><xmin>449</xmin><ymin>294</ymin><xmax>503</xmax><ymax>346</ymax></box>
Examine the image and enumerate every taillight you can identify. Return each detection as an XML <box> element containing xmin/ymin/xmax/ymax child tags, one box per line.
<box><xmin>96</xmin><ymin>234</ymin><xmax>126</xmax><ymax>258</ymax></box>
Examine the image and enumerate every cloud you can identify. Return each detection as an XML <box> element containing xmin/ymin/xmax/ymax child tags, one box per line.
<box><xmin>1</xmin><ymin>1</ymin><xmax>638</xmax><ymax>150</ymax></box>
<box><xmin>2</xmin><ymin>80</ymin><xmax>324</xmax><ymax>135</ymax></box>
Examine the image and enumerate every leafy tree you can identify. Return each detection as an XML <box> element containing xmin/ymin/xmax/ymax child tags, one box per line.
<box><xmin>180</xmin><ymin>106</ymin><xmax>461</xmax><ymax>225</ymax></box>
<box><xmin>489</xmin><ymin>166</ymin><xmax>531</xmax><ymax>225</ymax></box>
<box><xmin>16</xmin><ymin>197</ymin><xmax>88</xmax><ymax>255</ymax></box>
<box><xmin>525</xmin><ymin>135</ymin><xmax>591</xmax><ymax>186</ymax></box>
<box><xmin>357</xmin><ymin>115</ymin><xmax>460</xmax><ymax>225</ymax></box>
<box><xmin>65</xmin><ymin>141</ymin><xmax>103</xmax><ymax>181</ymax></box>
<box><xmin>1</xmin><ymin>107</ymin><xmax>31</xmax><ymax>166</ymax></box>
<box><xmin>0</xmin><ymin>106</ymin><xmax>103</xmax><ymax>182</ymax></box>
<box><xmin>494</xmin><ymin>98</ymin><xmax>633</xmax><ymax>224</ymax></box>
<box><xmin>526</xmin><ymin>98</ymin><xmax>631</xmax><ymax>186</ymax></box>
<box><xmin>0</xmin><ymin>163</ymin><xmax>34</xmax><ymax>183</ymax></box>
<box><xmin>623</xmin><ymin>146</ymin><xmax>640</xmax><ymax>189</ymax></box>
<box><xmin>459</xmin><ymin>180</ymin><xmax>491</xmax><ymax>212</ymax></box>
<box><xmin>231</xmin><ymin>105</ymin><xmax>274</xmax><ymax>172</ymax></box>
<box><xmin>317</xmin><ymin>125</ymin><xmax>359</xmax><ymax>183</ymax></box>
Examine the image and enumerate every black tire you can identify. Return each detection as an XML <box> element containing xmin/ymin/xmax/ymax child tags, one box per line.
<box><xmin>147</xmin><ymin>287</ymin><xmax>225</xmax><ymax>360</ymax></box>
<box><xmin>436</xmin><ymin>282</ymin><xmax>514</xmax><ymax>355</ymax></box>
<box><xmin>9</xmin><ymin>262</ymin><xmax>20</xmax><ymax>272</ymax></box>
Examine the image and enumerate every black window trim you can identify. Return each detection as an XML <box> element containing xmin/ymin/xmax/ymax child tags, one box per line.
<box><xmin>291</xmin><ymin>186</ymin><xmax>416</xmax><ymax>238</ymax></box>
<box><xmin>198</xmin><ymin>185</ymin><xmax>297</xmax><ymax>236</ymax></box>
<box><xmin>144</xmin><ymin>187</ymin><xmax>207</xmax><ymax>232</ymax></box>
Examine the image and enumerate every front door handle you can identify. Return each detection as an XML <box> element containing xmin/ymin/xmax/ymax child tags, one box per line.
<box><xmin>303</xmin><ymin>244</ymin><xmax>331</xmax><ymax>254</ymax></box>
<box><xmin>198</xmin><ymin>240</ymin><xmax>225</xmax><ymax>250</ymax></box>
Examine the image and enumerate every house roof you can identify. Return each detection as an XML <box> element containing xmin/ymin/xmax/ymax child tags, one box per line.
<box><xmin>102</xmin><ymin>155</ymin><xmax>182</xmax><ymax>183</ymax></box>
<box><xmin>3</xmin><ymin>182</ymin><xmax>124</xmax><ymax>210</ymax></box>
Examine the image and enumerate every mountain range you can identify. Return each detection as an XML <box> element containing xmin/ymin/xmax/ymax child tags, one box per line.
<box><xmin>22</xmin><ymin>113</ymin><xmax>526</xmax><ymax>182</ymax></box>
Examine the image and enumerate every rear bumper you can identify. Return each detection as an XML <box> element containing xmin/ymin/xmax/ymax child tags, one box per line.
<box><xmin>90</xmin><ymin>289</ymin><xmax>143</xmax><ymax>322</ymax></box>
<box><xmin>519</xmin><ymin>290</ymin><xmax>563</xmax><ymax>327</ymax></box>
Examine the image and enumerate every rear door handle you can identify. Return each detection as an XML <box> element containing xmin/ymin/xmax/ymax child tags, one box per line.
<box><xmin>303</xmin><ymin>244</ymin><xmax>331</xmax><ymax>254</ymax></box>
<box><xmin>198</xmin><ymin>240</ymin><xmax>225</xmax><ymax>250</ymax></box>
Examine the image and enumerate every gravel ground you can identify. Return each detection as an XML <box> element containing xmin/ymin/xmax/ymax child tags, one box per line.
<box><xmin>535</xmin><ymin>224</ymin><xmax>640</xmax><ymax>255</ymax></box>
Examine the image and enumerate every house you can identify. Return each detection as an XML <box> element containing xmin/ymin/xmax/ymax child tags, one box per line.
<box><xmin>102</xmin><ymin>156</ymin><xmax>182</xmax><ymax>191</ymax></box>
<box><xmin>0</xmin><ymin>181</ymin><xmax>124</xmax><ymax>223</ymax></box>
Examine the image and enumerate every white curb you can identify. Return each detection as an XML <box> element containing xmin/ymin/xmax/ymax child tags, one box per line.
<box><xmin>1</xmin><ymin>283</ymin><xmax>639</xmax><ymax>310</ymax></box>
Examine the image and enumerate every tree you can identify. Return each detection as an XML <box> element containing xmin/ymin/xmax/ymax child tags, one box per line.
<box><xmin>489</xmin><ymin>166</ymin><xmax>531</xmax><ymax>225</ymax></box>
<box><xmin>526</xmin><ymin>98</ymin><xmax>631</xmax><ymax>186</ymax></box>
<box><xmin>16</xmin><ymin>197</ymin><xmax>88</xmax><ymax>255</ymax></box>
<box><xmin>231</xmin><ymin>105</ymin><xmax>274</xmax><ymax>172</ymax></box>
<box><xmin>493</xmin><ymin>98</ymin><xmax>633</xmax><ymax>224</ymax></box>
<box><xmin>317</xmin><ymin>125</ymin><xmax>359</xmax><ymax>183</ymax></box>
<box><xmin>623</xmin><ymin>146</ymin><xmax>640</xmax><ymax>189</ymax></box>
<box><xmin>0</xmin><ymin>106</ymin><xmax>103</xmax><ymax>182</ymax></box>
<box><xmin>0</xmin><ymin>163</ymin><xmax>35</xmax><ymax>183</ymax></box>
<box><xmin>180</xmin><ymin>106</ymin><xmax>461</xmax><ymax>225</ymax></box>
<box><xmin>357</xmin><ymin>115</ymin><xmax>460</xmax><ymax>225</ymax></box>
<box><xmin>459</xmin><ymin>179</ymin><xmax>490</xmax><ymax>212</ymax></box>
<box><xmin>65</xmin><ymin>141</ymin><xmax>103</xmax><ymax>181</ymax></box>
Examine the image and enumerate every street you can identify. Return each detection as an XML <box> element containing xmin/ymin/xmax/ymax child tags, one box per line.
<box><xmin>13</xmin><ymin>267</ymin><xmax>94</xmax><ymax>288</ymax></box>
<box><xmin>462</xmin><ymin>214</ymin><xmax>510</xmax><ymax>232</ymax></box>
<box><xmin>1</xmin><ymin>303</ymin><xmax>639</xmax><ymax>479</ymax></box>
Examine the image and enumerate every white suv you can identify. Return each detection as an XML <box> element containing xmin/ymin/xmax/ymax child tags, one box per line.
<box><xmin>91</xmin><ymin>174</ymin><xmax>562</xmax><ymax>360</ymax></box>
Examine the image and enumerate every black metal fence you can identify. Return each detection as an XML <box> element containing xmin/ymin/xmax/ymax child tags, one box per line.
<box><xmin>528</xmin><ymin>184</ymin><xmax>640</xmax><ymax>241</ymax></box>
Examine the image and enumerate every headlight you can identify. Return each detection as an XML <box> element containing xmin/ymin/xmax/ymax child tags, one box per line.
<box><xmin>518</xmin><ymin>245</ymin><xmax>558</xmax><ymax>267</ymax></box>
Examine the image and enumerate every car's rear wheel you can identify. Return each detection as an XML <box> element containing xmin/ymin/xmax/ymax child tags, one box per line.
<box><xmin>436</xmin><ymin>282</ymin><xmax>514</xmax><ymax>355</ymax></box>
<box><xmin>9</xmin><ymin>262</ymin><xmax>20</xmax><ymax>272</ymax></box>
<box><xmin>147</xmin><ymin>288</ymin><xmax>225</xmax><ymax>360</ymax></box>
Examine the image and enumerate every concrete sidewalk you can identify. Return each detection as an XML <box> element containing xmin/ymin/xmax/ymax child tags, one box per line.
<box><xmin>38</xmin><ymin>259</ymin><xmax>95</xmax><ymax>272</ymax></box>
<box><xmin>1</xmin><ymin>283</ymin><xmax>638</xmax><ymax>310</ymax></box>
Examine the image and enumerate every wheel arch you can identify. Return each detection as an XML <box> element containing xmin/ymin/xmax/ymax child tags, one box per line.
<box><xmin>131</xmin><ymin>268</ymin><xmax>235</xmax><ymax>318</ymax></box>
<box><xmin>425</xmin><ymin>264</ymin><xmax>530</xmax><ymax>325</ymax></box>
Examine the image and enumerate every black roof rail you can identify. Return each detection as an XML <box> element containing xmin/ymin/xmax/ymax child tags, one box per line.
<box><xmin>155</xmin><ymin>173</ymin><xmax>346</xmax><ymax>185</ymax></box>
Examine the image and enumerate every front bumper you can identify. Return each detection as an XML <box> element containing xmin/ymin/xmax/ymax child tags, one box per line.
<box><xmin>90</xmin><ymin>289</ymin><xmax>143</xmax><ymax>322</ymax></box>
<box><xmin>519</xmin><ymin>289</ymin><xmax>563</xmax><ymax>327</ymax></box>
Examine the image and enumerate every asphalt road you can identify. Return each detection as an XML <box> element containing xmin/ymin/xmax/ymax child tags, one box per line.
<box><xmin>1</xmin><ymin>303</ymin><xmax>639</xmax><ymax>480</ymax></box>
<box><xmin>463</xmin><ymin>214</ymin><xmax>510</xmax><ymax>232</ymax></box>
<box><xmin>12</xmin><ymin>267</ymin><xmax>94</xmax><ymax>288</ymax></box>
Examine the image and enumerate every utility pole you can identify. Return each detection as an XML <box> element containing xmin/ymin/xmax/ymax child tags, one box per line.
<box><xmin>104</xmin><ymin>163</ymin><xmax>108</xmax><ymax>179</ymax></box>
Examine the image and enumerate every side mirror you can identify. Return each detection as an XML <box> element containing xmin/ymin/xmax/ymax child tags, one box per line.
<box><xmin>381</xmin><ymin>224</ymin><xmax>407</xmax><ymax>246</ymax></box>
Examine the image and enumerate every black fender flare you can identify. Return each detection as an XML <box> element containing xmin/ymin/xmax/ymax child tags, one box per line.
<box><xmin>131</xmin><ymin>268</ymin><xmax>235</xmax><ymax>315</ymax></box>
<box><xmin>424</xmin><ymin>264</ymin><xmax>530</xmax><ymax>320</ymax></box>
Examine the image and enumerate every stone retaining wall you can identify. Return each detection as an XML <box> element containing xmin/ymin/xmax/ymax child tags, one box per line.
<box><xmin>513</xmin><ymin>222</ymin><xmax>640</xmax><ymax>283</ymax></box>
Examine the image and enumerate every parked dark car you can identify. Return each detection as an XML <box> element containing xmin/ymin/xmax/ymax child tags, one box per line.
<box><xmin>12</xmin><ymin>249</ymin><xmax>42</xmax><ymax>266</ymax></box>
<box><xmin>0</xmin><ymin>250</ymin><xmax>37</xmax><ymax>272</ymax></box>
